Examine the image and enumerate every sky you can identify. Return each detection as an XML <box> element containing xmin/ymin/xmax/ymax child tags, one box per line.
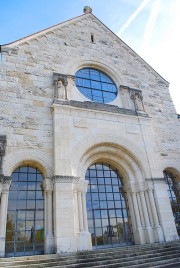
<box><xmin>1</xmin><ymin>0</ymin><xmax>180</xmax><ymax>113</ymax></box>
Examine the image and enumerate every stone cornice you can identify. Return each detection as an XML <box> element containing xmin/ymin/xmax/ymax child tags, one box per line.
<box><xmin>52</xmin><ymin>100</ymin><xmax>142</xmax><ymax>116</ymax></box>
<box><xmin>53</xmin><ymin>175</ymin><xmax>80</xmax><ymax>183</ymax></box>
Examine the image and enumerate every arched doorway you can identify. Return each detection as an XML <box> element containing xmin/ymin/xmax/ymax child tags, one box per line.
<box><xmin>5</xmin><ymin>166</ymin><xmax>44</xmax><ymax>257</ymax></box>
<box><xmin>86</xmin><ymin>162</ymin><xmax>133</xmax><ymax>248</ymax></box>
<box><xmin>164</xmin><ymin>170</ymin><xmax>180</xmax><ymax>236</ymax></box>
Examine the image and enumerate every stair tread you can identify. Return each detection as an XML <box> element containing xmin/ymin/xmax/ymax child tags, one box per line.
<box><xmin>0</xmin><ymin>241</ymin><xmax>179</xmax><ymax>268</ymax></box>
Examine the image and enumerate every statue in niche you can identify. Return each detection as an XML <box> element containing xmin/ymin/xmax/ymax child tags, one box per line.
<box><xmin>56</xmin><ymin>79</ymin><xmax>66</xmax><ymax>100</ymax></box>
<box><xmin>132</xmin><ymin>92</ymin><xmax>144</xmax><ymax>111</ymax></box>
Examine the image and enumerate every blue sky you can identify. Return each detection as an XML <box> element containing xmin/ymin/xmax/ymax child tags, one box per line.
<box><xmin>1</xmin><ymin>0</ymin><xmax>180</xmax><ymax>113</ymax></box>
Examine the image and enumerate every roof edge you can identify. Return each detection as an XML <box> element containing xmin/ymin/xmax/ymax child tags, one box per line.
<box><xmin>1</xmin><ymin>13</ymin><xmax>88</xmax><ymax>47</ymax></box>
<box><xmin>1</xmin><ymin>12</ymin><xmax>169</xmax><ymax>84</ymax></box>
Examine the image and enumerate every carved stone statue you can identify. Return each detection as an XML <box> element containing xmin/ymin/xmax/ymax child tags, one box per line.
<box><xmin>131</xmin><ymin>91</ymin><xmax>144</xmax><ymax>111</ymax></box>
<box><xmin>56</xmin><ymin>80</ymin><xmax>66</xmax><ymax>100</ymax></box>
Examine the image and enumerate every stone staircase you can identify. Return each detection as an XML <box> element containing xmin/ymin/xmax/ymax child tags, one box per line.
<box><xmin>0</xmin><ymin>242</ymin><xmax>180</xmax><ymax>268</ymax></box>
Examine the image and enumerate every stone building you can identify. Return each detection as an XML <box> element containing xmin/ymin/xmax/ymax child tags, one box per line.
<box><xmin>0</xmin><ymin>7</ymin><xmax>179</xmax><ymax>257</ymax></box>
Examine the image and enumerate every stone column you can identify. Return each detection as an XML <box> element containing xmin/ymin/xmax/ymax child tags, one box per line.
<box><xmin>73</xmin><ymin>184</ymin><xmax>79</xmax><ymax>234</ymax></box>
<box><xmin>0</xmin><ymin>177</ymin><xmax>11</xmax><ymax>257</ymax></box>
<box><xmin>77</xmin><ymin>190</ymin><xmax>84</xmax><ymax>232</ymax></box>
<box><xmin>130</xmin><ymin>190</ymin><xmax>145</xmax><ymax>244</ymax></box>
<box><xmin>81</xmin><ymin>181</ymin><xmax>89</xmax><ymax>232</ymax></box>
<box><xmin>147</xmin><ymin>186</ymin><xmax>164</xmax><ymax>242</ymax></box>
<box><xmin>139</xmin><ymin>190</ymin><xmax>154</xmax><ymax>243</ymax></box>
<box><xmin>131</xmin><ymin>192</ymin><xmax>142</xmax><ymax>229</ymax></box>
<box><xmin>44</xmin><ymin>178</ymin><xmax>54</xmax><ymax>254</ymax></box>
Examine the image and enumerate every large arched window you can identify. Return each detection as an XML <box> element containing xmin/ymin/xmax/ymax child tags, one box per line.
<box><xmin>5</xmin><ymin>166</ymin><xmax>44</xmax><ymax>257</ymax></box>
<box><xmin>75</xmin><ymin>68</ymin><xmax>117</xmax><ymax>103</ymax></box>
<box><xmin>164</xmin><ymin>170</ymin><xmax>180</xmax><ymax>236</ymax></box>
<box><xmin>86</xmin><ymin>162</ymin><xmax>133</xmax><ymax>248</ymax></box>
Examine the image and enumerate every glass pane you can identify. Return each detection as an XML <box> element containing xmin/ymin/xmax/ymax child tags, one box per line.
<box><xmin>6</xmin><ymin>166</ymin><xmax>44</xmax><ymax>256</ymax></box>
<box><xmin>86</xmin><ymin>162</ymin><xmax>133</xmax><ymax>247</ymax></box>
<box><xmin>75</xmin><ymin>68</ymin><xmax>117</xmax><ymax>103</ymax></box>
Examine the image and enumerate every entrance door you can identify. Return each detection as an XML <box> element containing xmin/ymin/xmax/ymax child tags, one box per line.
<box><xmin>5</xmin><ymin>166</ymin><xmax>44</xmax><ymax>257</ymax></box>
<box><xmin>86</xmin><ymin>162</ymin><xmax>133</xmax><ymax>248</ymax></box>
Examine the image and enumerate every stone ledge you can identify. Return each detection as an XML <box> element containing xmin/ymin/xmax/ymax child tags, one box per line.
<box><xmin>53</xmin><ymin>100</ymin><xmax>148</xmax><ymax>117</ymax></box>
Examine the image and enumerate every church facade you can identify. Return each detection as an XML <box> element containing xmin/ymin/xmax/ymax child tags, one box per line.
<box><xmin>0</xmin><ymin>7</ymin><xmax>179</xmax><ymax>257</ymax></box>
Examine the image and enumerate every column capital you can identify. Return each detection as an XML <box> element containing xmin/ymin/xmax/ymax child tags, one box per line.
<box><xmin>43</xmin><ymin>177</ymin><xmax>53</xmax><ymax>192</ymax></box>
<box><xmin>74</xmin><ymin>179</ymin><xmax>88</xmax><ymax>194</ymax></box>
<box><xmin>123</xmin><ymin>182</ymin><xmax>137</xmax><ymax>193</ymax></box>
<box><xmin>2</xmin><ymin>176</ymin><xmax>11</xmax><ymax>192</ymax></box>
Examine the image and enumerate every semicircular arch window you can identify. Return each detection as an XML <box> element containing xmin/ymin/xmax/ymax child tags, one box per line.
<box><xmin>5</xmin><ymin>166</ymin><xmax>44</xmax><ymax>257</ymax></box>
<box><xmin>75</xmin><ymin>68</ymin><xmax>117</xmax><ymax>103</ymax></box>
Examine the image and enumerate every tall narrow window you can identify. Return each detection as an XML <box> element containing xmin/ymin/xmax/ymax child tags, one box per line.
<box><xmin>86</xmin><ymin>162</ymin><xmax>133</xmax><ymax>248</ymax></box>
<box><xmin>5</xmin><ymin>166</ymin><xmax>44</xmax><ymax>257</ymax></box>
<box><xmin>164</xmin><ymin>170</ymin><xmax>180</xmax><ymax>236</ymax></box>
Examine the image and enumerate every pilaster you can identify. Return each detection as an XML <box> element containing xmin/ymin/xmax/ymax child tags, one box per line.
<box><xmin>148</xmin><ymin>177</ymin><xmax>179</xmax><ymax>242</ymax></box>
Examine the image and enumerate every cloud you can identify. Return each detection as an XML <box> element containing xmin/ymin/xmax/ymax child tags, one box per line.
<box><xmin>141</xmin><ymin>0</ymin><xmax>161</xmax><ymax>51</ymax></box>
<box><xmin>117</xmin><ymin>0</ymin><xmax>150</xmax><ymax>36</ymax></box>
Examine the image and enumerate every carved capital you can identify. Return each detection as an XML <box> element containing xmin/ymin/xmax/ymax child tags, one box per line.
<box><xmin>78</xmin><ymin>179</ymin><xmax>89</xmax><ymax>194</ymax></box>
<box><xmin>2</xmin><ymin>176</ymin><xmax>12</xmax><ymax>192</ymax></box>
<box><xmin>0</xmin><ymin>135</ymin><xmax>7</xmax><ymax>156</ymax></box>
<box><xmin>43</xmin><ymin>178</ymin><xmax>53</xmax><ymax>192</ymax></box>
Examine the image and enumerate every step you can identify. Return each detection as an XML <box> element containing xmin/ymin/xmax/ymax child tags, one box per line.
<box><xmin>0</xmin><ymin>242</ymin><xmax>179</xmax><ymax>268</ymax></box>
<box><xmin>1</xmin><ymin>250</ymin><xmax>180</xmax><ymax>268</ymax></box>
<box><xmin>1</xmin><ymin>246</ymin><xmax>180</xmax><ymax>267</ymax></box>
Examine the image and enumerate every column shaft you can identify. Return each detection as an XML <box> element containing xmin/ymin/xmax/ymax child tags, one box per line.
<box><xmin>82</xmin><ymin>193</ymin><xmax>88</xmax><ymax>232</ymax></box>
<box><xmin>145</xmin><ymin>191</ymin><xmax>154</xmax><ymax>226</ymax></box>
<box><xmin>148</xmin><ymin>189</ymin><xmax>160</xmax><ymax>227</ymax></box>
<box><xmin>139</xmin><ymin>191</ymin><xmax>151</xmax><ymax>227</ymax></box>
<box><xmin>77</xmin><ymin>191</ymin><xmax>84</xmax><ymax>232</ymax></box>
<box><xmin>74</xmin><ymin>190</ymin><xmax>79</xmax><ymax>233</ymax></box>
<box><xmin>131</xmin><ymin>192</ymin><xmax>142</xmax><ymax>228</ymax></box>
<box><xmin>46</xmin><ymin>190</ymin><xmax>53</xmax><ymax>235</ymax></box>
<box><xmin>0</xmin><ymin>191</ymin><xmax>9</xmax><ymax>236</ymax></box>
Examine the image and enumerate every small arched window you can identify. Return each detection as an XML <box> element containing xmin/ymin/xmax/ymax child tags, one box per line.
<box><xmin>75</xmin><ymin>68</ymin><xmax>117</xmax><ymax>103</ymax></box>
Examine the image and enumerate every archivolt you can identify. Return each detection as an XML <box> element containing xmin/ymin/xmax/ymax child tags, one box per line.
<box><xmin>76</xmin><ymin>140</ymin><xmax>149</xmax><ymax>184</ymax></box>
<box><xmin>69</xmin><ymin>58</ymin><xmax>126</xmax><ymax>86</ymax></box>
<box><xmin>3</xmin><ymin>149</ymin><xmax>52</xmax><ymax>177</ymax></box>
<box><xmin>161</xmin><ymin>159</ymin><xmax>180</xmax><ymax>179</ymax></box>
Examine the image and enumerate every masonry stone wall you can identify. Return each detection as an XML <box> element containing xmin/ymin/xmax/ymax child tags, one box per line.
<box><xmin>0</xmin><ymin>14</ymin><xmax>179</xmax><ymax>176</ymax></box>
<box><xmin>0</xmin><ymin>12</ymin><xmax>179</xmax><ymax>255</ymax></box>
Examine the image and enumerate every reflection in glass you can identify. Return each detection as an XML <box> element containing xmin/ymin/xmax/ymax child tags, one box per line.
<box><xmin>5</xmin><ymin>166</ymin><xmax>44</xmax><ymax>256</ymax></box>
<box><xmin>164</xmin><ymin>171</ymin><xmax>180</xmax><ymax>236</ymax></box>
<box><xmin>86</xmin><ymin>162</ymin><xmax>133</xmax><ymax>247</ymax></box>
<box><xmin>75</xmin><ymin>68</ymin><xmax>117</xmax><ymax>103</ymax></box>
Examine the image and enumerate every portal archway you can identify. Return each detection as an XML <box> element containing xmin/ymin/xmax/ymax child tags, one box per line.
<box><xmin>86</xmin><ymin>162</ymin><xmax>133</xmax><ymax>247</ymax></box>
<box><xmin>5</xmin><ymin>165</ymin><xmax>44</xmax><ymax>257</ymax></box>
